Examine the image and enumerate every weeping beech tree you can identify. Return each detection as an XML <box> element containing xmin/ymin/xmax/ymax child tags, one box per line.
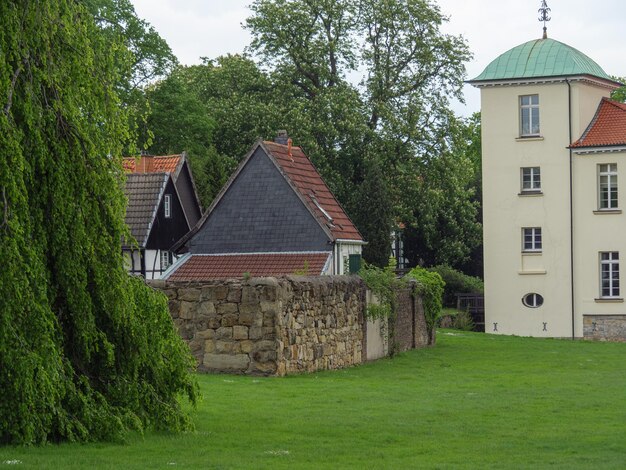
<box><xmin>0</xmin><ymin>1</ymin><xmax>197</xmax><ymax>444</ymax></box>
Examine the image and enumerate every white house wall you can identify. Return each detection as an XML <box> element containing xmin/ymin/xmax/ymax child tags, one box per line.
<box><xmin>481</xmin><ymin>80</ymin><xmax>612</xmax><ymax>337</ymax></box>
<box><xmin>573</xmin><ymin>150</ymin><xmax>626</xmax><ymax>336</ymax></box>
<box><xmin>334</xmin><ymin>242</ymin><xmax>363</xmax><ymax>275</ymax></box>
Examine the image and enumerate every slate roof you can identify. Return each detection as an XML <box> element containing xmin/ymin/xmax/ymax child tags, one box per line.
<box><xmin>123</xmin><ymin>155</ymin><xmax>182</xmax><ymax>175</ymax></box>
<box><xmin>123</xmin><ymin>173</ymin><xmax>169</xmax><ymax>247</ymax></box>
<box><xmin>571</xmin><ymin>98</ymin><xmax>626</xmax><ymax>149</ymax></box>
<box><xmin>263</xmin><ymin>141</ymin><xmax>363</xmax><ymax>241</ymax></box>
<box><xmin>165</xmin><ymin>252</ymin><xmax>332</xmax><ymax>280</ymax></box>
<box><xmin>470</xmin><ymin>38</ymin><xmax>620</xmax><ymax>86</ymax></box>
<box><xmin>172</xmin><ymin>139</ymin><xmax>364</xmax><ymax>253</ymax></box>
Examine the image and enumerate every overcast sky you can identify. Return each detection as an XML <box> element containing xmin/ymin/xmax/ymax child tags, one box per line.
<box><xmin>131</xmin><ymin>0</ymin><xmax>626</xmax><ymax>116</ymax></box>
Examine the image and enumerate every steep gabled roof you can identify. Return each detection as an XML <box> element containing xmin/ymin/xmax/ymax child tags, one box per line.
<box><xmin>571</xmin><ymin>98</ymin><xmax>626</xmax><ymax>149</ymax></box>
<box><xmin>262</xmin><ymin>141</ymin><xmax>363</xmax><ymax>241</ymax></box>
<box><xmin>123</xmin><ymin>173</ymin><xmax>169</xmax><ymax>247</ymax></box>
<box><xmin>173</xmin><ymin>140</ymin><xmax>363</xmax><ymax>253</ymax></box>
<box><xmin>164</xmin><ymin>252</ymin><xmax>332</xmax><ymax>280</ymax></box>
<box><xmin>123</xmin><ymin>152</ymin><xmax>203</xmax><ymax>226</ymax></box>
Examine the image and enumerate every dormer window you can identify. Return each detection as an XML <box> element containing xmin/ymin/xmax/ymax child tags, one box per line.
<box><xmin>520</xmin><ymin>94</ymin><xmax>540</xmax><ymax>137</ymax></box>
<box><xmin>164</xmin><ymin>194</ymin><xmax>172</xmax><ymax>218</ymax></box>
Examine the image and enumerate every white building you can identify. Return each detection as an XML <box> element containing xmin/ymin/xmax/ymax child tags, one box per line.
<box><xmin>469</xmin><ymin>35</ymin><xmax>625</xmax><ymax>339</ymax></box>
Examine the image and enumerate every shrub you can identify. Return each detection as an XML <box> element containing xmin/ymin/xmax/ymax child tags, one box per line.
<box><xmin>429</xmin><ymin>265</ymin><xmax>483</xmax><ymax>307</ymax></box>
<box><xmin>405</xmin><ymin>266</ymin><xmax>445</xmax><ymax>330</ymax></box>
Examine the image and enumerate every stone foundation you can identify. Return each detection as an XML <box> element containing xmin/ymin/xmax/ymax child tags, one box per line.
<box><xmin>583</xmin><ymin>315</ymin><xmax>626</xmax><ymax>342</ymax></box>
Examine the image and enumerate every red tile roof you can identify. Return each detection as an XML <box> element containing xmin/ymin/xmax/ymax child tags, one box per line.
<box><xmin>571</xmin><ymin>98</ymin><xmax>626</xmax><ymax>148</ymax></box>
<box><xmin>263</xmin><ymin>141</ymin><xmax>363</xmax><ymax>241</ymax></box>
<box><xmin>123</xmin><ymin>155</ymin><xmax>182</xmax><ymax>174</ymax></box>
<box><xmin>167</xmin><ymin>252</ymin><xmax>331</xmax><ymax>280</ymax></box>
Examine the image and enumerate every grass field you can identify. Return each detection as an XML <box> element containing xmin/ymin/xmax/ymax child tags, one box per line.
<box><xmin>2</xmin><ymin>330</ymin><xmax>626</xmax><ymax>469</ymax></box>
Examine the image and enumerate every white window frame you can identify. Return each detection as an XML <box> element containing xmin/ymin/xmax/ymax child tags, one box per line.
<box><xmin>600</xmin><ymin>252</ymin><xmax>620</xmax><ymax>298</ymax></box>
<box><xmin>164</xmin><ymin>194</ymin><xmax>172</xmax><ymax>218</ymax></box>
<box><xmin>522</xmin><ymin>227</ymin><xmax>542</xmax><ymax>253</ymax></box>
<box><xmin>520</xmin><ymin>94</ymin><xmax>540</xmax><ymax>137</ymax></box>
<box><xmin>160</xmin><ymin>250</ymin><xmax>172</xmax><ymax>271</ymax></box>
<box><xmin>598</xmin><ymin>163</ymin><xmax>618</xmax><ymax>210</ymax></box>
<box><xmin>521</xmin><ymin>167</ymin><xmax>541</xmax><ymax>192</ymax></box>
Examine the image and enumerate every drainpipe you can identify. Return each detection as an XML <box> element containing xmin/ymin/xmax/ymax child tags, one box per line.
<box><xmin>566</xmin><ymin>78</ymin><xmax>575</xmax><ymax>340</ymax></box>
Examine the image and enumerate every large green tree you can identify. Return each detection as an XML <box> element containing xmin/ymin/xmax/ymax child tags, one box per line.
<box><xmin>611</xmin><ymin>76</ymin><xmax>626</xmax><ymax>103</ymax></box>
<box><xmin>143</xmin><ymin>55</ymin><xmax>285</xmax><ymax>205</ymax></box>
<box><xmin>245</xmin><ymin>0</ymin><xmax>477</xmax><ymax>267</ymax></box>
<box><xmin>0</xmin><ymin>1</ymin><xmax>196</xmax><ymax>445</ymax></box>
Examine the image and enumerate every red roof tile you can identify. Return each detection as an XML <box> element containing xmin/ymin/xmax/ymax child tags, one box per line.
<box><xmin>571</xmin><ymin>98</ymin><xmax>626</xmax><ymax>148</ymax></box>
<box><xmin>167</xmin><ymin>252</ymin><xmax>331</xmax><ymax>281</ymax></box>
<box><xmin>263</xmin><ymin>141</ymin><xmax>363</xmax><ymax>241</ymax></box>
<box><xmin>123</xmin><ymin>155</ymin><xmax>182</xmax><ymax>174</ymax></box>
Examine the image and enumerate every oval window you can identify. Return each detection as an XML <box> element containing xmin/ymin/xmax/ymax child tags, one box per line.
<box><xmin>522</xmin><ymin>293</ymin><xmax>543</xmax><ymax>308</ymax></box>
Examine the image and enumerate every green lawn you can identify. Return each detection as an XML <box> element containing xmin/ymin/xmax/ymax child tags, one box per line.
<box><xmin>2</xmin><ymin>331</ymin><xmax>626</xmax><ymax>469</ymax></box>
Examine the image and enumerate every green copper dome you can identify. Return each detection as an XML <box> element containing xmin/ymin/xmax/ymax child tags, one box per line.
<box><xmin>471</xmin><ymin>38</ymin><xmax>613</xmax><ymax>82</ymax></box>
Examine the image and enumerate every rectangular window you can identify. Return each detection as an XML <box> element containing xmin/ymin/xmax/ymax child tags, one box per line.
<box><xmin>600</xmin><ymin>252</ymin><xmax>620</xmax><ymax>297</ymax></box>
<box><xmin>520</xmin><ymin>94</ymin><xmax>540</xmax><ymax>136</ymax></box>
<box><xmin>522</xmin><ymin>227</ymin><xmax>542</xmax><ymax>252</ymax></box>
<box><xmin>164</xmin><ymin>194</ymin><xmax>172</xmax><ymax>218</ymax></box>
<box><xmin>598</xmin><ymin>163</ymin><xmax>618</xmax><ymax>209</ymax></box>
<box><xmin>521</xmin><ymin>167</ymin><xmax>541</xmax><ymax>192</ymax></box>
<box><xmin>160</xmin><ymin>250</ymin><xmax>172</xmax><ymax>271</ymax></box>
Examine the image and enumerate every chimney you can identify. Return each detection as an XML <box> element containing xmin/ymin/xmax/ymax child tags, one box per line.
<box><xmin>138</xmin><ymin>154</ymin><xmax>155</xmax><ymax>173</ymax></box>
<box><xmin>275</xmin><ymin>130</ymin><xmax>289</xmax><ymax>145</ymax></box>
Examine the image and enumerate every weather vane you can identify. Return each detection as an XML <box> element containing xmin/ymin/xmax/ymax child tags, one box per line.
<box><xmin>538</xmin><ymin>0</ymin><xmax>551</xmax><ymax>39</ymax></box>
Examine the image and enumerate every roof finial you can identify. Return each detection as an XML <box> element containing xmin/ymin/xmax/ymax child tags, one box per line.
<box><xmin>538</xmin><ymin>0</ymin><xmax>551</xmax><ymax>39</ymax></box>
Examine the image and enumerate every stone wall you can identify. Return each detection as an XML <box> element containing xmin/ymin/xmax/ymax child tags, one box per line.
<box><xmin>583</xmin><ymin>315</ymin><xmax>626</xmax><ymax>342</ymax></box>
<box><xmin>151</xmin><ymin>276</ymin><xmax>367</xmax><ymax>376</ymax></box>
<box><xmin>151</xmin><ymin>276</ymin><xmax>432</xmax><ymax>376</ymax></box>
<box><xmin>392</xmin><ymin>282</ymin><xmax>431</xmax><ymax>353</ymax></box>
<box><xmin>276</xmin><ymin>277</ymin><xmax>364</xmax><ymax>375</ymax></box>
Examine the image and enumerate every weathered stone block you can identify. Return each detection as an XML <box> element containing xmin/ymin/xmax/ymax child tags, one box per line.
<box><xmin>249</xmin><ymin>326</ymin><xmax>263</xmax><ymax>340</ymax></box>
<box><xmin>227</xmin><ymin>288</ymin><xmax>242</xmax><ymax>303</ymax></box>
<box><xmin>215</xmin><ymin>340</ymin><xmax>234</xmax><ymax>354</ymax></box>
<box><xmin>221</xmin><ymin>313</ymin><xmax>238</xmax><ymax>327</ymax></box>
<box><xmin>262</xmin><ymin>327</ymin><xmax>276</xmax><ymax>340</ymax></box>
<box><xmin>201</xmin><ymin>286</ymin><xmax>217</xmax><ymax>301</ymax></box>
<box><xmin>217</xmin><ymin>302</ymin><xmax>238</xmax><ymax>315</ymax></box>
<box><xmin>204</xmin><ymin>339</ymin><xmax>215</xmax><ymax>353</ymax></box>
<box><xmin>169</xmin><ymin>299</ymin><xmax>180</xmax><ymax>319</ymax></box>
<box><xmin>260</xmin><ymin>286</ymin><xmax>277</xmax><ymax>302</ymax></box>
<box><xmin>162</xmin><ymin>289</ymin><xmax>177</xmax><ymax>299</ymax></box>
<box><xmin>216</xmin><ymin>327</ymin><xmax>233</xmax><ymax>339</ymax></box>
<box><xmin>195</xmin><ymin>329</ymin><xmax>215</xmax><ymax>340</ymax></box>
<box><xmin>242</xmin><ymin>286</ymin><xmax>259</xmax><ymax>304</ymax></box>
<box><xmin>179</xmin><ymin>288</ymin><xmax>201</xmax><ymax>302</ymax></box>
<box><xmin>203</xmin><ymin>353</ymin><xmax>249</xmax><ymax>371</ymax></box>
<box><xmin>233</xmin><ymin>325</ymin><xmax>249</xmax><ymax>340</ymax></box>
<box><xmin>208</xmin><ymin>317</ymin><xmax>221</xmax><ymax>329</ymax></box>
<box><xmin>253</xmin><ymin>349</ymin><xmax>277</xmax><ymax>362</ymax></box>
<box><xmin>263</xmin><ymin>311</ymin><xmax>275</xmax><ymax>327</ymax></box>
<box><xmin>239</xmin><ymin>308</ymin><xmax>262</xmax><ymax>327</ymax></box>
<box><xmin>214</xmin><ymin>285</ymin><xmax>229</xmax><ymax>301</ymax></box>
<box><xmin>198</xmin><ymin>301</ymin><xmax>216</xmax><ymax>316</ymax></box>
<box><xmin>249</xmin><ymin>360</ymin><xmax>277</xmax><ymax>375</ymax></box>
<box><xmin>179</xmin><ymin>301</ymin><xmax>195</xmax><ymax>320</ymax></box>
<box><xmin>240</xmin><ymin>340</ymin><xmax>254</xmax><ymax>353</ymax></box>
<box><xmin>253</xmin><ymin>340</ymin><xmax>276</xmax><ymax>352</ymax></box>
